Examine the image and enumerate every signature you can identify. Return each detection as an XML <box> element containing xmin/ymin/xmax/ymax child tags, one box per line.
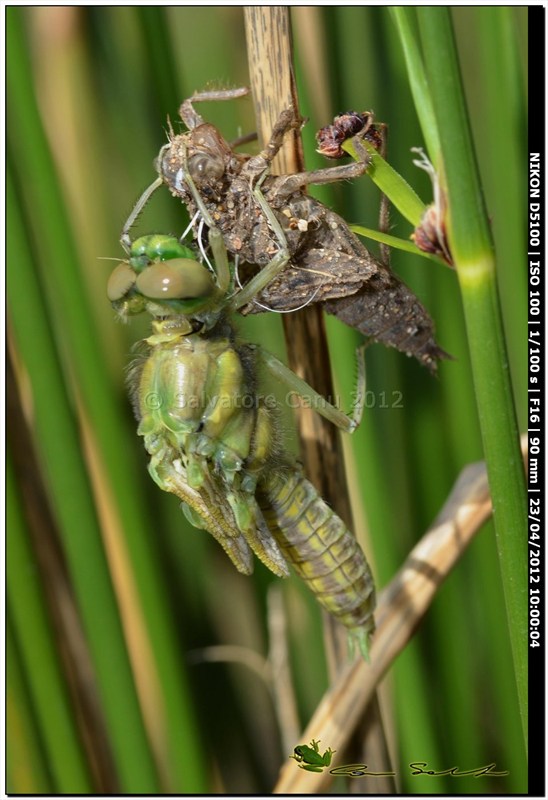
<box><xmin>329</xmin><ymin>764</ymin><xmax>396</xmax><ymax>778</ymax></box>
<box><xmin>409</xmin><ymin>762</ymin><xmax>509</xmax><ymax>778</ymax></box>
<box><xmin>328</xmin><ymin>761</ymin><xmax>508</xmax><ymax>778</ymax></box>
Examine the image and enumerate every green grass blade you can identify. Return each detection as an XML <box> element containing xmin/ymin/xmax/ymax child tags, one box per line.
<box><xmin>343</xmin><ymin>138</ymin><xmax>426</xmax><ymax>225</ymax></box>
<box><xmin>7</xmin><ymin>162</ymin><xmax>160</xmax><ymax>790</ymax></box>
<box><xmin>417</xmin><ymin>6</ymin><xmax>528</xmax><ymax>751</ymax></box>
<box><xmin>7</xmin><ymin>10</ymin><xmax>208</xmax><ymax>790</ymax></box>
<box><xmin>7</xmin><ymin>455</ymin><xmax>93</xmax><ymax>792</ymax></box>
<box><xmin>350</xmin><ymin>224</ymin><xmax>448</xmax><ymax>265</ymax></box>
<box><xmin>7</xmin><ymin>619</ymin><xmax>55</xmax><ymax>793</ymax></box>
<box><xmin>389</xmin><ymin>7</ymin><xmax>441</xmax><ymax>165</ymax></box>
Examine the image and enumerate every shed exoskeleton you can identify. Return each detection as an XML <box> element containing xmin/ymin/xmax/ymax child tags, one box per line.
<box><xmin>145</xmin><ymin>87</ymin><xmax>448</xmax><ymax>371</ymax></box>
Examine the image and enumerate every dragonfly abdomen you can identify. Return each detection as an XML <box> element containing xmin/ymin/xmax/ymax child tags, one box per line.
<box><xmin>258</xmin><ymin>467</ymin><xmax>376</xmax><ymax>658</ymax></box>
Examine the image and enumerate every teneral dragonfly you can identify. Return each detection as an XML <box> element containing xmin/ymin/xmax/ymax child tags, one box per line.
<box><xmin>108</xmin><ymin>228</ymin><xmax>376</xmax><ymax>658</ymax></box>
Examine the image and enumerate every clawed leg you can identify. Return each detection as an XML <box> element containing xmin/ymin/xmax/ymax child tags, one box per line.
<box><xmin>241</xmin><ymin>107</ymin><xmax>303</xmax><ymax>181</ymax></box>
<box><xmin>258</xmin><ymin>343</ymin><xmax>368</xmax><ymax>434</ymax></box>
<box><xmin>269</xmin><ymin>161</ymin><xmax>369</xmax><ymax>203</ymax></box>
<box><xmin>231</xmin><ymin>111</ymin><xmax>373</xmax><ymax>303</ymax></box>
<box><xmin>242</xmin><ymin>106</ymin><xmax>370</xmax><ymax>196</ymax></box>
<box><xmin>256</xmin><ymin>108</ymin><xmax>304</xmax><ymax>165</ymax></box>
<box><xmin>231</xmin><ymin>164</ymin><xmax>368</xmax><ymax>310</ymax></box>
<box><xmin>231</xmin><ymin>159</ymin><xmax>368</xmax><ymax>304</ymax></box>
<box><xmin>227</xmin><ymin>167</ymin><xmax>296</xmax><ymax>311</ymax></box>
<box><xmin>246</xmin><ymin>110</ymin><xmax>370</xmax><ymax>201</ymax></box>
<box><xmin>179</xmin><ymin>86</ymin><xmax>250</xmax><ymax>129</ymax></box>
<box><xmin>228</xmin><ymin>249</ymin><xmax>290</xmax><ymax>312</ymax></box>
<box><xmin>171</xmin><ymin>138</ymin><xmax>291</xmax><ymax>305</ymax></box>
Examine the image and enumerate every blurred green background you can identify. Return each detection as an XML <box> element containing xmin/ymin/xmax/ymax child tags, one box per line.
<box><xmin>7</xmin><ymin>6</ymin><xmax>527</xmax><ymax>794</ymax></box>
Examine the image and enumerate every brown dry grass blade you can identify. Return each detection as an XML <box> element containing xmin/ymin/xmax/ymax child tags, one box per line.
<box><xmin>273</xmin><ymin>436</ymin><xmax>527</xmax><ymax>793</ymax></box>
<box><xmin>244</xmin><ymin>8</ymin><xmax>393</xmax><ymax>787</ymax></box>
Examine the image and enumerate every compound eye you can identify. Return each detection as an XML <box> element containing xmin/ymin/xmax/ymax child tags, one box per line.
<box><xmin>187</xmin><ymin>153</ymin><xmax>224</xmax><ymax>183</ymax></box>
<box><xmin>107</xmin><ymin>262</ymin><xmax>136</xmax><ymax>301</ymax></box>
<box><xmin>135</xmin><ymin>258</ymin><xmax>216</xmax><ymax>300</ymax></box>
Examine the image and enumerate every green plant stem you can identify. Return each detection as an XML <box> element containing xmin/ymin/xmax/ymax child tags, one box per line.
<box><xmin>390</xmin><ymin>7</ymin><xmax>441</xmax><ymax>166</ymax></box>
<box><xmin>342</xmin><ymin>138</ymin><xmax>426</xmax><ymax>225</ymax></box>
<box><xmin>417</xmin><ymin>7</ymin><xmax>528</xmax><ymax>752</ymax></box>
<box><xmin>350</xmin><ymin>224</ymin><xmax>448</xmax><ymax>265</ymax></box>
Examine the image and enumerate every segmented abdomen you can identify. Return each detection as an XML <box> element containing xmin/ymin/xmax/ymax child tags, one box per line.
<box><xmin>258</xmin><ymin>467</ymin><xmax>376</xmax><ymax>657</ymax></box>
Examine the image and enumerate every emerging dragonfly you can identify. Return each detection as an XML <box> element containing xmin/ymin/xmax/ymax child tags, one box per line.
<box><xmin>124</xmin><ymin>87</ymin><xmax>448</xmax><ymax>372</ymax></box>
<box><xmin>108</xmin><ymin>226</ymin><xmax>376</xmax><ymax>658</ymax></box>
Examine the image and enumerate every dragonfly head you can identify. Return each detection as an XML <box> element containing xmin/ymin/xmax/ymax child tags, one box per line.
<box><xmin>108</xmin><ymin>234</ymin><xmax>221</xmax><ymax>320</ymax></box>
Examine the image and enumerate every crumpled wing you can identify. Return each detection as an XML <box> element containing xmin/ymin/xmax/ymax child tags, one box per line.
<box><xmin>155</xmin><ymin>457</ymin><xmax>255</xmax><ymax>574</ymax></box>
<box><xmin>155</xmin><ymin>457</ymin><xmax>289</xmax><ymax>577</ymax></box>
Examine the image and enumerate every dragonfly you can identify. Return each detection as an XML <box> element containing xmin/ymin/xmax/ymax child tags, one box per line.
<box><xmin>124</xmin><ymin>87</ymin><xmax>448</xmax><ymax>372</ymax></box>
<box><xmin>108</xmin><ymin>225</ymin><xmax>376</xmax><ymax>658</ymax></box>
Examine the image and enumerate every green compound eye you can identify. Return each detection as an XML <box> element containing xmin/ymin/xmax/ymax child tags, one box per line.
<box><xmin>107</xmin><ymin>261</ymin><xmax>137</xmax><ymax>301</ymax></box>
<box><xmin>135</xmin><ymin>258</ymin><xmax>216</xmax><ymax>300</ymax></box>
<box><xmin>129</xmin><ymin>235</ymin><xmax>196</xmax><ymax>270</ymax></box>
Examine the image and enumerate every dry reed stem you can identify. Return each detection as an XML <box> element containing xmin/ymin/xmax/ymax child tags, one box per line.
<box><xmin>243</xmin><ymin>4</ymin><xmax>352</xmax><ymax>674</ymax></box>
<box><xmin>244</xmin><ymin>8</ymin><xmax>394</xmax><ymax>788</ymax></box>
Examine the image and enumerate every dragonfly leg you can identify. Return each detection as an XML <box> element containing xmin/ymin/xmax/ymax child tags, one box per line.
<box><xmin>241</xmin><ymin>106</ymin><xmax>369</xmax><ymax>199</ymax></box>
<box><xmin>240</xmin><ymin>106</ymin><xmax>303</xmax><ymax>182</ymax></box>
<box><xmin>228</xmin><ymin>250</ymin><xmax>290</xmax><ymax>313</ymax></box>
<box><xmin>236</xmin><ymin>145</ymin><xmax>369</xmax><ymax>302</ymax></box>
<box><xmin>257</xmin><ymin>343</ymin><xmax>367</xmax><ymax>433</ymax></box>
<box><xmin>120</xmin><ymin>176</ymin><xmax>163</xmax><ymax>253</ymax></box>
<box><xmin>169</xmin><ymin>145</ymin><xmax>292</xmax><ymax>312</ymax></box>
<box><xmin>265</xmin><ymin>161</ymin><xmax>369</xmax><ymax>204</ymax></box>
<box><xmin>207</xmin><ymin>227</ymin><xmax>231</xmax><ymax>294</ymax></box>
<box><xmin>229</xmin><ymin>153</ymin><xmax>314</xmax><ymax>312</ymax></box>
<box><xmin>256</xmin><ymin>108</ymin><xmax>302</xmax><ymax>166</ymax></box>
<box><xmin>179</xmin><ymin>86</ymin><xmax>250</xmax><ymax>129</ymax></box>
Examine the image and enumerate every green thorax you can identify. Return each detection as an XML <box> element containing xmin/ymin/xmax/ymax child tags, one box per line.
<box><xmin>133</xmin><ymin>317</ymin><xmax>277</xmax><ymax>489</ymax></box>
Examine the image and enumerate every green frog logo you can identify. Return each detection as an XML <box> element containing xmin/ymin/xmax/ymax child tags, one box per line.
<box><xmin>290</xmin><ymin>739</ymin><xmax>336</xmax><ymax>773</ymax></box>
